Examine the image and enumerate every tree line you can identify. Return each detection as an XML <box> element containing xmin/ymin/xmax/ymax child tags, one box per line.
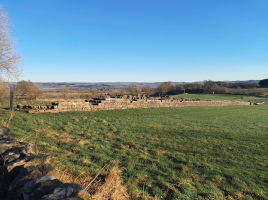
<box><xmin>127</xmin><ymin>79</ymin><xmax>267</xmax><ymax>97</ymax></box>
<box><xmin>0</xmin><ymin>79</ymin><xmax>268</xmax><ymax>101</ymax></box>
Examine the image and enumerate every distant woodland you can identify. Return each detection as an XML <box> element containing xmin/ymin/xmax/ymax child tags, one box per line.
<box><xmin>0</xmin><ymin>79</ymin><xmax>266</xmax><ymax>101</ymax></box>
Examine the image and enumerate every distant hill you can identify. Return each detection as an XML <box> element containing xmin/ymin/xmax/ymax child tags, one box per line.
<box><xmin>34</xmin><ymin>82</ymin><xmax>165</xmax><ymax>91</ymax></box>
<box><xmin>34</xmin><ymin>80</ymin><xmax>260</xmax><ymax>91</ymax></box>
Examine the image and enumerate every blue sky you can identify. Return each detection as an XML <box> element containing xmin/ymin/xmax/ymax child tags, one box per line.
<box><xmin>1</xmin><ymin>0</ymin><xmax>268</xmax><ymax>82</ymax></box>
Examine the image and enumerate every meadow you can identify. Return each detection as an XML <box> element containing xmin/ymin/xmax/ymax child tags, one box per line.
<box><xmin>0</xmin><ymin>94</ymin><xmax>268</xmax><ymax>199</ymax></box>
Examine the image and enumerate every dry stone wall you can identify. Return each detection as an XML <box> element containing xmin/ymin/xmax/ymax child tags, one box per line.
<box><xmin>19</xmin><ymin>96</ymin><xmax>252</xmax><ymax>113</ymax></box>
<box><xmin>0</xmin><ymin>126</ymin><xmax>90</xmax><ymax>200</ymax></box>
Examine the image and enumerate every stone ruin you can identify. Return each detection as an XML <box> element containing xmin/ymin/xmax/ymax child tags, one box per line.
<box><xmin>0</xmin><ymin>126</ymin><xmax>90</xmax><ymax>200</ymax></box>
<box><xmin>16</xmin><ymin>95</ymin><xmax>254</xmax><ymax>113</ymax></box>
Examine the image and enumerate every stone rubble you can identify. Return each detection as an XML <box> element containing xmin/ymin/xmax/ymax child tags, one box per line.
<box><xmin>0</xmin><ymin>126</ymin><xmax>90</xmax><ymax>200</ymax></box>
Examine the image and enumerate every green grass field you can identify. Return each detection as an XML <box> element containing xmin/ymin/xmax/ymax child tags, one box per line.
<box><xmin>173</xmin><ymin>93</ymin><xmax>266</xmax><ymax>102</ymax></box>
<box><xmin>1</xmin><ymin>94</ymin><xmax>268</xmax><ymax>199</ymax></box>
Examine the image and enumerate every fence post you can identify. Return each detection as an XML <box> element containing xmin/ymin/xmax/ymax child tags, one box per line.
<box><xmin>10</xmin><ymin>84</ymin><xmax>15</xmax><ymax>111</ymax></box>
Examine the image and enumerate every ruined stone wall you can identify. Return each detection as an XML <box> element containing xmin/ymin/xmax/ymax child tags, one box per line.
<box><xmin>0</xmin><ymin>126</ymin><xmax>90</xmax><ymax>200</ymax></box>
<box><xmin>24</xmin><ymin>98</ymin><xmax>251</xmax><ymax>113</ymax></box>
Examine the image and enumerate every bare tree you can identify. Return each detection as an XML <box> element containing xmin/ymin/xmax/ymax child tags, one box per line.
<box><xmin>59</xmin><ymin>88</ymin><xmax>71</xmax><ymax>99</ymax></box>
<box><xmin>0</xmin><ymin>77</ymin><xmax>9</xmax><ymax>99</ymax></box>
<box><xmin>16</xmin><ymin>80</ymin><xmax>42</xmax><ymax>100</ymax></box>
<box><xmin>128</xmin><ymin>85</ymin><xmax>142</xmax><ymax>95</ymax></box>
<box><xmin>142</xmin><ymin>86</ymin><xmax>156</xmax><ymax>96</ymax></box>
<box><xmin>0</xmin><ymin>5</ymin><xmax>22</xmax><ymax>79</ymax></box>
<box><xmin>157</xmin><ymin>82</ymin><xmax>174</xmax><ymax>95</ymax></box>
<box><xmin>203</xmin><ymin>80</ymin><xmax>227</xmax><ymax>94</ymax></box>
<box><xmin>203</xmin><ymin>80</ymin><xmax>215</xmax><ymax>93</ymax></box>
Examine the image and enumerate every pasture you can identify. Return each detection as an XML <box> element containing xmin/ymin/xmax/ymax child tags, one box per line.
<box><xmin>0</xmin><ymin>94</ymin><xmax>267</xmax><ymax>199</ymax></box>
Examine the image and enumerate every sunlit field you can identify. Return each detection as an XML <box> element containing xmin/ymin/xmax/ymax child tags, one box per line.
<box><xmin>1</xmin><ymin>94</ymin><xmax>268</xmax><ymax>199</ymax></box>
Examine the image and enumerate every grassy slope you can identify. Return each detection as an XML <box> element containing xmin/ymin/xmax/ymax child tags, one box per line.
<box><xmin>173</xmin><ymin>93</ymin><xmax>265</xmax><ymax>102</ymax></box>
<box><xmin>1</xmin><ymin>94</ymin><xmax>268</xmax><ymax>199</ymax></box>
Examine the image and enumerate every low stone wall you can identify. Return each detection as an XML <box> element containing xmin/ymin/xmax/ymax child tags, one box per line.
<box><xmin>0</xmin><ymin>126</ymin><xmax>90</xmax><ymax>200</ymax></box>
<box><xmin>21</xmin><ymin>98</ymin><xmax>252</xmax><ymax>113</ymax></box>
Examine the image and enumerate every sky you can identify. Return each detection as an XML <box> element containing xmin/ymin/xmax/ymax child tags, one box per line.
<box><xmin>1</xmin><ymin>0</ymin><xmax>268</xmax><ymax>82</ymax></box>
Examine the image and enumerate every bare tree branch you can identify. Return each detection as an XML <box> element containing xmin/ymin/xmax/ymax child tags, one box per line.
<box><xmin>0</xmin><ymin>4</ymin><xmax>22</xmax><ymax>80</ymax></box>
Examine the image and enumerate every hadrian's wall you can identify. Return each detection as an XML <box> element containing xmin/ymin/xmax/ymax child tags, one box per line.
<box><xmin>18</xmin><ymin>97</ymin><xmax>252</xmax><ymax>113</ymax></box>
<box><xmin>0</xmin><ymin>126</ymin><xmax>90</xmax><ymax>200</ymax></box>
